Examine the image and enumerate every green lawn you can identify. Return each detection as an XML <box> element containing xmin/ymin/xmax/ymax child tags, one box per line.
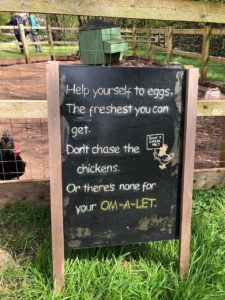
<box><xmin>0</xmin><ymin>187</ymin><xmax>225</xmax><ymax>299</ymax></box>
<box><xmin>152</xmin><ymin>52</ymin><xmax>225</xmax><ymax>83</ymax></box>
<box><xmin>0</xmin><ymin>34</ymin><xmax>225</xmax><ymax>83</ymax></box>
<box><xmin>0</xmin><ymin>42</ymin><xmax>78</xmax><ymax>60</ymax></box>
<box><xmin>0</xmin><ymin>33</ymin><xmax>15</xmax><ymax>42</ymax></box>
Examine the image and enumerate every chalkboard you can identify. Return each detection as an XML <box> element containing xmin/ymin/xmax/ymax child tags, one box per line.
<box><xmin>58</xmin><ymin>66</ymin><xmax>186</xmax><ymax>249</ymax></box>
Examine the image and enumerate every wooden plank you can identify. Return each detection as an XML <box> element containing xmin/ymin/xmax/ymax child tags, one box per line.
<box><xmin>1</xmin><ymin>168</ymin><xmax>225</xmax><ymax>208</ymax></box>
<box><xmin>27</xmin><ymin>41</ymin><xmax>49</xmax><ymax>45</ymax></box>
<box><xmin>152</xmin><ymin>45</ymin><xmax>168</xmax><ymax>52</ymax></box>
<box><xmin>193</xmin><ymin>168</ymin><xmax>225</xmax><ymax>189</ymax></box>
<box><xmin>208</xmin><ymin>55</ymin><xmax>225</xmax><ymax>64</ymax></box>
<box><xmin>51</xmin><ymin>27</ymin><xmax>77</xmax><ymax>31</ymax></box>
<box><xmin>53</xmin><ymin>41</ymin><xmax>78</xmax><ymax>45</ymax></box>
<box><xmin>147</xmin><ymin>28</ymin><xmax>152</xmax><ymax>61</ymax></box>
<box><xmin>0</xmin><ymin>100</ymin><xmax>47</xmax><ymax>119</ymax></box>
<box><xmin>172</xmin><ymin>49</ymin><xmax>202</xmax><ymax>59</ymax></box>
<box><xmin>211</xmin><ymin>28</ymin><xmax>225</xmax><ymax>35</ymax></box>
<box><xmin>0</xmin><ymin>56</ymin><xmax>51</xmax><ymax>66</ymax></box>
<box><xmin>172</xmin><ymin>49</ymin><xmax>225</xmax><ymax>64</ymax></box>
<box><xmin>220</xmin><ymin>120</ymin><xmax>225</xmax><ymax>168</ymax></box>
<box><xmin>0</xmin><ymin>25</ymin><xmax>46</xmax><ymax>30</ymax></box>
<box><xmin>4</xmin><ymin>39</ymin><xmax>48</xmax><ymax>46</ymax></box>
<box><xmin>2</xmin><ymin>0</ymin><xmax>225</xmax><ymax>24</ymax></box>
<box><xmin>179</xmin><ymin>68</ymin><xmax>198</xmax><ymax>279</ymax></box>
<box><xmin>47</xmin><ymin>62</ymin><xmax>64</xmax><ymax>292</ymax></box>
<box><xmin>151</xmin><ymin>29</ymin><xmax>167</xmax><ymax>34</ymax></box>
<box><xmin>47</xmin><ymin>24</ymin><xmax>56</xmax><ymax>61</ymax></box>
<box><xmin>166</xmin><ymin>26</ymin><xmax>173</xmax><ymax>62</ymax></box>
<box><xmin>9</xmin><ymin>25</ymin><xmax>209</xmax><ymax>34</ymax></box>
<box><xmin>173</xmin><ymin>29</ymin><xmax>204</xmax><ymax>35</ymax></box>
<box><xmin>0</xmin><ymin>55</ymin><xmax>79</xmax><ymax>66</ymax></box>
<box><xmin>1</xmin><ymin>100</ymin><xmax>225</xmax><ymax>119</ymax></box>
<box><xmin>201</xmin><ymin>25</ymin><xmax>211</xmax><ymax>81</ymax></box>
<box><xmin>18</xmin><ymin>23</ymin><xmax>30</xmax><ymax>64</ymax></box>
<box><xmin>0</xmin><ymin>179</ymin><xmax>50</xmax><ymax>208</ymax></box>
<box><xmin>132</xmin><ymin>22</ymin><xmax>137</xmax><ymax>56</ymax></box>
<box><xmin>197</xmin><ymin>101</ymin><xmax>225</xmax><ymax>117</ymax></box>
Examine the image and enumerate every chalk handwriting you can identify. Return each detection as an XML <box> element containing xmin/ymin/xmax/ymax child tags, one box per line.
<box><xmin>66</xmin><ymin>182</ymin><xmax>156</xmax><ymax>194</ymax></box>
<box><xmin>89</xmin><ymin>104</ymin><xmax>133</xmax><ymax>117</ymax></box>
<box><xmin>100</xmin><ymin>198</ymin><xmax>157</xmax><ymax>212</ymax></box>
<box><xmin>75</xmin><ymin>204</ymin><xmax>97</xmax><ymax>215</ymax></box>
<box><xmin>92</xmin><ymin>85</ymin><xmax>132</xmax><ymax>99</ymax></box>
<box><xmin>66</xmin><ymin>83</ymin><xmax>173</xmax><ymax>100</ymax></box>
<box><xmin>65</xmin><ymin>144</ymin><xmax>143</xmax><ymax>156</ymax></box>
<box><xmin>71</xmin><ymin>126</ymin><xmax>90</xmax><ymax>138</ymax></box>
<box><xmin>65</xmin><ymin>103</ymin><xmax>170</xmax><ymax>117</ymax></box>
<box><xmin>66</xmin><ymin>84</ymin><xmax>89</xmax><ymax>98</ymax></box>
<box><xmin>123</xmin><ymin>144</ymin><xmax>140</xmax><ymax>154</ymax></box>
<box><xmin>77</xmin><ymin>163</ymin><xmax>120</xmax><ymax>175</ymax></box>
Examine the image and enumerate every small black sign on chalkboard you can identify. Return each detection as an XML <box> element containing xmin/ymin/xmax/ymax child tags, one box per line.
<box><xmin>47</xmin><ymin>63</ymin><xmax>198</xmax><ymax>289</ymax></box>
<box><xmin>146</xmin><ymin>134</ymin><xmax>164</xmax><ymax>150</ymax></box>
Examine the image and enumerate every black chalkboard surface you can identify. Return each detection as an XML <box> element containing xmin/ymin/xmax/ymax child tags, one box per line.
<box><xmin>59</xmin><ymin>66</ymin><xmax>186</xmax><ymax>249</ymax></box>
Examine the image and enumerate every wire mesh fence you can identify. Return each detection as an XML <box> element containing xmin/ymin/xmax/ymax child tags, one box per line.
<box><xmin>0</xmin><ymin>115</ymin><xmax>224</xmax><ymax>181</ymax></box>
<box><xmin>0</xmin><ymin>13</ymin><xmax>225</xmax><ymax>181</ymax></box>
<box><xmin>0</xmin><ymin>119</ymin><xmax>49</xmax><ymax>180</ymax></box>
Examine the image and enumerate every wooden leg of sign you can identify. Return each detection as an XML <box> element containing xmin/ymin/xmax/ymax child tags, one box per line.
<box><xmin>46</xmin><ymin>61</ymin><xmax>64</xmax><ymax>292</ymax></box>
<box><xmin>179</xmin><ymin>68</ymin><xmax>198</xmax><ymax>279</ymax></box>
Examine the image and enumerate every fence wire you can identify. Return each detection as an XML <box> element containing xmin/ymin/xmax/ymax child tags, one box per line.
<box><xmin>0</xmin><ymin>13</ymin><xmax>225</xmax><ymax>180</ymax></box>
<box><xmin>0</xmin><ymin>119</ymin><xmax>48</xmax><ymax>180</ymax></box>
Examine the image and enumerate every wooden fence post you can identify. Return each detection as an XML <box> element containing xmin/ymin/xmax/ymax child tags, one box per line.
<box><xmin>166</xmin><ymin>26</ymin><xmax>173</xmax><ymax>62</ymax></box>
<box><xmin>201</xmin><ymin>25</ymin><xmax>211</xmax><ymax>81</ymax></box>
<box><xmin>47</xmin><ymin>62</ymin><xmax>64</xmax><ymax>292</ymax></box>
<box><xmin>179</xmin><ymin>68</ymin><xmax>198</xmax><ymax>279</ymax></box>
<box><xmin>132</xmin><ymin>21</ymin><xmax>137</xmax><ymax>57</ymax></box>
<box><xmin>47</xmin><ymin>24</ymin><xmax>56</xmax><ymax>61</ymax></box>
<box><xmin>147</xmin><ymin>28</ymin><xmax>152</xmax><ymax>61</ymax></box>
<box><xmin>18</xmin><ymin>23</ymin><xmax>30</xmax><ymax>64</ymax></box>
<box><xmin>220</xmin><ymin>121</ymin><xmax>225</xmax><ymax>167</ymax></box>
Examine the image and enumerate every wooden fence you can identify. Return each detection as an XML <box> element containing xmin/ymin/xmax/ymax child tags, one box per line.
<box><xmin>0</xmin><ymin>98</ymin><xmax>225</xmax><ymax>207</ymax></box>
<box><xmin>2</xmin><ymin>0</ymin><xmax>225</xmax><ymax>24</ymax></box>
<box><xmin>0</xmin><ymin>24</ymin><xmax>78</xmax><ymax>64</ymax></box>
<box><xmin>121</xmin><ymin>26</ymin><xmax>225</xmax><ymax>81</ymax></box>
<box><xmin>1</xmin><ymin>24</ymin><xmax>225</xmax><ymax>81</ymax></box>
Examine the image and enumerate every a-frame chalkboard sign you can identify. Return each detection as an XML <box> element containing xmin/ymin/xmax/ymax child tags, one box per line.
<box><xmin>47</xmin><ymin>62</ymin><xmax>198</xmax><ymax>291</ymax></box>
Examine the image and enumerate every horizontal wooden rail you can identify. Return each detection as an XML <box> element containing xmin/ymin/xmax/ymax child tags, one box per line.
<box><xmin>172</xmin><ymin>49</ymin><xmax>202</xmax><ymax>59</ymax></box>
<box><xmin>0</xmin><ymin>100</ymin><xmax>225</xmax><ymax>119</ymax></box>
<box><xmin>0</xmin><ymin>55</ymin><xmax>78</xmax><ymax>66</ymax></box>
<box><xmin>2</xmin><ymin>26</ymin><xmax>225</xmax><ymax>36</ymax></box>
<box><xmin>11</xmin><ymin>40</ymin><xmax>78</xmax><ymax>46</ymax></box>
<box><xmin>197</xmin><ymin>100</ymin><xmax>225</xmax><ymax>116</ymax></box>
<box><xmin>1</xmin><ymin>167</ymin><xmax>225</xmax><ymax>207</ymax></box>
<box><xmin>152</xmin><ymin>45</ymin><xmax>168</xmax><ymax>53</ymax></box>
<box><xmin>152</xmin><ymin>47</ymin><xmax>225</xmax><ymax>64</ymax></box>
<box><xmin>0</xmin><ymin>25</ymin><xmax>79</xmax><ymax>32</ymax></box>
<box><xmin>0</xmin><ymin>100</ymin><xmax>47</xmax><ymax>119</ymax></box>
<box><xmin>0</xmin><ymin>25</ymin><xmax>47</xmax><ymax>30</ymax></box>
<box><xmin>53</xmin><ymin>41</ymin><xmax>78</xmax><ymax>45</ymax></box>
<box><xmin>172</xmin><ymin>29</ymin><xmax>204</xmax><ymax>35</ymax></box>
<box><xmin>2</xmin><ymin>0</ymin><xmax>225</xmax><ymax>24</ymax></box>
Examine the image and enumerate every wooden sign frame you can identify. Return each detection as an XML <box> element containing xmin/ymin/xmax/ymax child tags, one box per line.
<box><xmin>47</xmin><ymin>61</ymin><xmax>198</xmax><ymax>291</ymax></box>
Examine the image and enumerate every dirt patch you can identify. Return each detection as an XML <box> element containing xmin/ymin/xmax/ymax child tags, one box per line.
<box><xmin>0</xmin><ymin>58</ymin><xmax>224</xmax><ymax>180</ymax></box>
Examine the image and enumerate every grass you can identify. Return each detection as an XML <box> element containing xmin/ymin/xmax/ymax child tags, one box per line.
<box><xmin>0</xmin><ymin>33</ymin><xmax>15</xmax><ymax>43</ymax></box>
<box><xmin>0</xmin><ymin>187</ymin><xmax>225</xmax><ymax>299</ymax></box>
<box><xmin>0</xmin><ymin>33</ymin><xmax>224</xmax><ymax>84</ymax></box>
<box><xmin>0</xmin><ymin>40</ymin><xmax>78</xmax><ymax>60</ymax></box>
<box><xmin>152</xmin><ymin>52</ymin><xmax>225</xmax><ymax>83</ymax></box>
